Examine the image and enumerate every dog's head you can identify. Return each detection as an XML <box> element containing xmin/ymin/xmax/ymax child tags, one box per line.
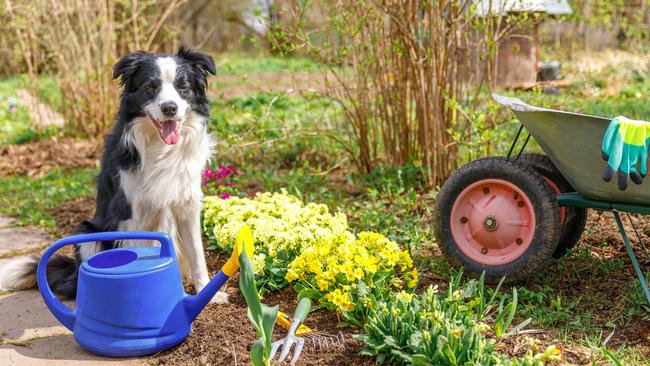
<box><xmin>113</xmin><ymin>47</ymin><xmax>216</xmax><ymax>145</ymax></box>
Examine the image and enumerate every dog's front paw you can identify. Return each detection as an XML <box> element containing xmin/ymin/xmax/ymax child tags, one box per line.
<box><xmin>209</xmin><ymin>290</ymin><xmax>229</xmax><ymax>304</ymax></box>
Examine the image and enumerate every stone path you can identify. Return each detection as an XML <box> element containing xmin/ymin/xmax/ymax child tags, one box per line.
<box><xmin>0</xmin><ymin>217</ymin><xmax>50</xmax><ymax>257</ymax></box>
<box><xmin>0</xmin><ymin>216</ymin><xmax>149</xmax><ymax>365</ymax></box>
<box><xmin>16</xmin><ymin>89</ymin><xmax>64</xmax><ymax>129</ymax></box>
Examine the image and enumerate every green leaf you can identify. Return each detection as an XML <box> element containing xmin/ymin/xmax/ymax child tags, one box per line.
<box><xmin>250</xmin><ymin>339</ymin><xmax>266</xmax><ymax>366</ymax></box>
<box><xmin>408</xmin><ymin>330</ymin><xmax>423</xmax><ymax>349</ymax></box>
<box><xmin>436</xmin><ymin>335</ymin><xmax>449</xmax><ymax>350</ymax></box>
<box><xmin>296</xmin><ymin>287</ymin><xmax>322</xmax><ymax>300</ymax></box>
<box><xmin>503</xmin><ymin>318</ymin><xmax>532</xmax><ymax>338</ymax></box>
<box><xmin>384</xmin><ymin>335</ymin><xmax>399</xmax><ymax>348</ymax></box>
<box><xmin>411</xmin><ymin>354</ymin><xmax>433</xmax><ymax>366</ymax></box>
<box><xmin>239</xmin><ymin>243</ymin><xmax>278</xmax><ymax>366</ymax></box>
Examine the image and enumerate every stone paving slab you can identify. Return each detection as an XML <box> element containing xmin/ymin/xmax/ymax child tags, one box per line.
<box><xmin>0</xmin><ymin>290</ymin><xmax>71</xmax><ymax>340</ymax></box>
<box><xmin>0</xmin><ymin>217</ymin><xmax>50</xmax><ymax>256</ymax></box>
<box><xmin>0</xmin><ymin>227</ymin><xmax>49</xmax><ymax>256</ymax></box>
<box><xmin>1</xmin><ymin>334</ymin><xmax>146</xmax><ymax>365</ymax></box>
<box><xmin>0</xmin><ymin>290</ymin><xmax>147</xmax><ymax>365</ymax></box>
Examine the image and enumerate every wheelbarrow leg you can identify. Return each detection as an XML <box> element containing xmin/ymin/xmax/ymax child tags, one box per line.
<box><xmin>613</xmin><ymin>211</ymin><xmax>650</xmax><ymax>306</ymax></box>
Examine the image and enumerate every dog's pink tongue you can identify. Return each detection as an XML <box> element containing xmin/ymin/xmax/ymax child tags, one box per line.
<box><xmin>160</xmin><ymin>120</ymin><xmax>179</xmax><ymax>145</ymax></box>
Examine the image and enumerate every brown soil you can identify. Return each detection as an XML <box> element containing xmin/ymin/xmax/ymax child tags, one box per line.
<box><xmin>154</xmin><ymin>250</ymin><xmax>372</xmax><ymax>366</ymax></box>
<box><xmin>154</xmin><ymin>290</ymin><xmax>371</xmax><ymax>366</ymax></box>
<box><xmin>510</xmin><ymin>210</ymin><xmax>650</xmax><ymax>363</ymax></box>
<box><xmin>0</xmin><ymin>137</ymin><xmax>102</xmax><ymax>177</ymax></box>
<box><xmin>50</xmin><ymin>196</ymin><xmax>96</xmax><ymax>235</ymax></box>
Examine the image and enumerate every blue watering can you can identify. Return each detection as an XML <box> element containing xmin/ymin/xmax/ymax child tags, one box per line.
<box><xmin>37</xmin><ymin>228</ymin><xmax>254</xmax><ymax>357</ymax></box>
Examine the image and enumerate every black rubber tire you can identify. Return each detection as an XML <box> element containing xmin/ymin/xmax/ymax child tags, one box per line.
<box><xmin>516</xmin><ymin>153</ymin><xmax>588</xmax><ymax>258</ymax></box>
<box><xmin>433</xmin><ymin>157</ymin><xmax>561</xmax><ymax>284</ymax></box>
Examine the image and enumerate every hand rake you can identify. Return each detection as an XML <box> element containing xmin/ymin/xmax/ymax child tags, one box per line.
<box><xmin>272</xmin><ymin>299</ymin><xmax>345</xmax><ymax>364</ymax></box>
<box><xmin>270</xmin><ymin>298</ymin><xmax>311</xmax><ymax>365</ymax></box>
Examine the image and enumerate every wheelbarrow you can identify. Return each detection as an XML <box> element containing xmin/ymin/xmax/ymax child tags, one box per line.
<box><xmin>433</xmin><ymin>93</ymin><xmax>650</xmax><ymax>306</ymax></box>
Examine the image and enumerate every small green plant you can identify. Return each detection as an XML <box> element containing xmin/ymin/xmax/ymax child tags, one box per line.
<box><xmin>239</xmin><ymin>239</ymin><xmax>278</xmax><ymax>366</ymax></box>
<box><xmin>355</xmin><ymin>273</ymin><xmax>533</xmax><ymax>365</ymax></box>
<box><xmin>360</xmin><ymin>163</ymin><xmax>425</xmax><ymax>196</ymax></box>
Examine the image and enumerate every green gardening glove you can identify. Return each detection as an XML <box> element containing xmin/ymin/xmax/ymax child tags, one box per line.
<box><xmin>601</xmin><ymin>116</ymin><xmax>650</xmax><ymax>190</ymax></box>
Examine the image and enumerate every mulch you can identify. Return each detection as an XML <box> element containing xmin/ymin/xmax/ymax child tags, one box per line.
<box><xmin>0</xmin><ymin>137</ymin><xmax>101</xmax><ymax>177</ymax></box>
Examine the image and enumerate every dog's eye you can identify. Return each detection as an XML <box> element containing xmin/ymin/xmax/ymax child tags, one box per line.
<box><xmin>177</xmin><ymin>84</ymin><xmax>189</xmax><ymax>93</ymax></box>
<box><xmin>144</xmin><ymin>84</ymin><xmax>155</xmax><ymax>94</ymax></box>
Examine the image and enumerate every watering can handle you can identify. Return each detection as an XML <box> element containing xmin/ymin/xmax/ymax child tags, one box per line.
<box><xmin>36</xmin><ymin>231</ymin><xmax>173</xmax><ymax>331</ymax></box>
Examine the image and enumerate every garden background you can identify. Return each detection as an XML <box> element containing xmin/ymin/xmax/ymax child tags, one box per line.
<box><xmin>1</xmin><ymin>0</ymin><xmax>650</xmax><ymax>365</ymax></box>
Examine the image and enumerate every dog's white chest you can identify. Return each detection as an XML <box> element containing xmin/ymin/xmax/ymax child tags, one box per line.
<box><xmin>119</xmin><ymin>116</ymin><xmax>212</xmax><ymax>222</ymax></box>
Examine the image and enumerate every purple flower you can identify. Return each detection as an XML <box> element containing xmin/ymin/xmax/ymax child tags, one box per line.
<box><xmin>202</xmin><ymin>163</ymin><xmax>240</xmax><ymax>198</ymax></box>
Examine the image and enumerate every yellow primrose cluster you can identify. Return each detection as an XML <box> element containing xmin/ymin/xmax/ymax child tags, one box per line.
<box><xmin>203</xmin><ymin>190</ymin><xmax>417</xmax><ymax>313</ymax></box>
<box><xmin>286</xmin><ymin>231</ymin><xmax>415</xmax><ymax>312</ymax></box>
<box><xmin>203</xmin><ymin>190</ymin><xmax>351</xmax><ymax>274</ymax></box>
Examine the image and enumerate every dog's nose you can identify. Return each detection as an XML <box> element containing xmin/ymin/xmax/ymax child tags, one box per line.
<box><xmin>161</xmin><ymin>102</ymin><xmax>178</xmax><ymax>117</ymax></box>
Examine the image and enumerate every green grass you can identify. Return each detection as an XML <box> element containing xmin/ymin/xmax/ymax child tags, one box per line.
<box><xmin>209</xmin><ymin>92</ymin><xmax>345</xmax><ymax>171</ymax></box>
<box><xmin>505</xmin><ymin>82</ymin><xmax>650</xmax><ymax>121</ymax></box>
<box><xmin>0</xmin><ymin>75</ymin><xmax>63</xmax><ymax>145</ymax></box>
<box><xmin>214</xmin><ymin>52</ymin><xmax>319</xmax><ymax>76</ymax></box>
<box><xmin>0</xmin><ymin>167</ymin><xmax>97</xmax><ymax>229</ymax></box>
<box><xmin>0</xmin><ymin>76</ymin><xmax>34</xmax><ymax>145</ymax></box>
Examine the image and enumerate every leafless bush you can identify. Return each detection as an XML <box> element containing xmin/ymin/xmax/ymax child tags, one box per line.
<box><xmin>272</xmin><ymin>0</ymin><xmax>509</xmax><ymax>186</ymax></box>
<box><xmin>5</xmin><ymin>0</ymin><xmax>185</xmax><ymax>136</ymax></box>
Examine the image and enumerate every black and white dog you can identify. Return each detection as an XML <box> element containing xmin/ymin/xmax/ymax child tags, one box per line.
<box><xmin>0</xmin><ymin>47</ymin><xmax>227</xmax><ymax>303</ymax></box>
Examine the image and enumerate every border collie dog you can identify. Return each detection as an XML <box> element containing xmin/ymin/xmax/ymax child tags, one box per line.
<box><xmin>0</xmin><ymin>47</ymin><xmax>227</xmax><ymax>303</ymax></box>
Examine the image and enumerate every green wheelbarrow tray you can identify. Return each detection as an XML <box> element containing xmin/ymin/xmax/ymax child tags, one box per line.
<box><xmin>493</xmin><ymin>94</ymin><xmax>650</xmax><ymax>205</ymax></box>
<box><xmin>494</xmin><ymin>94</ymin><xmax>650</xmax><ymax>306</ymax></box>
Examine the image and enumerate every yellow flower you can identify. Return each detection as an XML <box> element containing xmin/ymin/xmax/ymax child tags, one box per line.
<box><xmin>324</xmin><ymin>288</ymin><xmax>355</xmax><ymax>312</ymax></box>
<box><xmin>317</xmin><ymin>278</ymin><xmax>330</xmax><ymax>290</ymax></box>
<box><xmin>395</xmin><ymin>290</ymin><xmax>413</xmax><ymax>303</ymax></box>
<box><xmin>204</xmin><ymin>191</ymin><xmax>417</xmax><ymax>309</ymax></box>
<box><xmin>285</xmin><ymin>268</ymin><xmax>299</xmax><ymax>283</ymax></box>
<box><xmin>407</xmin><ymin>268</ymin><xmax>418</xmax><ymax>288</ymax></box>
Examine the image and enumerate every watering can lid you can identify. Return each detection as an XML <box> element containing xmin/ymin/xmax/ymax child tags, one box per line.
<box><xmin>82</xmin><ymin>246</ymin><xmax>174</xmax><ymax>275</ymax></box>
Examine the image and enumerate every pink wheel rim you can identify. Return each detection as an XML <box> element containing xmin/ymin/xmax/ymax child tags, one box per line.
<box><xmin>450</xmin><ymin>179</ymin><xmax>536</xmax><ymax>266</ymax></box>
<box><xmin>542</xmin><ymin>176</ymin><xmax>566</xmax><ymax>226</ymax></box>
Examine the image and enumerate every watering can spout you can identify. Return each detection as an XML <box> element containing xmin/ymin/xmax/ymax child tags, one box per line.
<box><xmin>183</xmin><ymin>226</ymin><xmax>255</xmax><ymax>322</ymax></box>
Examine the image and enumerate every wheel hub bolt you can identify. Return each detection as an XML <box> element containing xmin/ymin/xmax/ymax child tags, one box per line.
<box><xmin>483</xmin><ymin>216</ymin><xmax>498</xmax><ymax>231</ymax></box>
<box><xmin>460</xmin><ymin>217</ymin><xmax>468</xmax><ymax>223</ymax></box>
<box><xmin>516</xmin><ymin>238</ymin><xmax>523</xmax><ymax>245</ymax></box>
<box><xmin>481</xmin><ymin>247</ymin><xmax>488</xmax><ymax>254</ymax></box>
<box><xmin>517</xmin><ymin>201</ymin><xmax>524</xmax><ymax>207</ymax></box>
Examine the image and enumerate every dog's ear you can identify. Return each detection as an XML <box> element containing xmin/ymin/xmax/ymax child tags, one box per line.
<box><xmin>113</xmin><ymin>51</ymin><xmax>152</xmax><ymax>83</ymax></box>
<box><xmin>176</xmin><ymin>46</ymin><xmax>217</xmax><ymax>76</ymax></box>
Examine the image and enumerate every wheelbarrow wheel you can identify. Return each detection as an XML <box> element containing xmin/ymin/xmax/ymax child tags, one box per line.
<box><xmin>433</xmin><ymin>157</ymin><xmax>561</xmax><ymax>284</ymax></box>
<box><xmin>517</xmin><ymin>153</ymin><xmax>587</xmax><ymax>258</ymax></box>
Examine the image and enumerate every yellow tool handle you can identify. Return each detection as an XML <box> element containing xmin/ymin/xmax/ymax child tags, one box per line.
<box><xmin>275</xmin><ymin>311</ymin><xmax>313</xmax><ymax>336</ymax></box>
